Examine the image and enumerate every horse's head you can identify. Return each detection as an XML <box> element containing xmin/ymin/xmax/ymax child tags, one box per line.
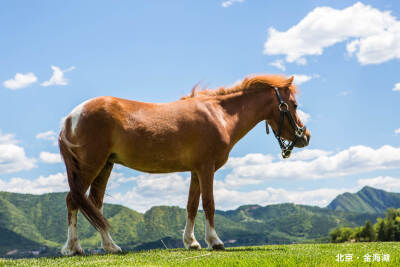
<box><xmin>265</xmin><ymin>76</ymin><xmax>311</xmax><ymax>158</ymax></box>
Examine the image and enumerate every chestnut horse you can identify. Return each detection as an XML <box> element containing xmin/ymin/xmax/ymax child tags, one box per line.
<box><xmin>59</xmin><ymin>74</ymin><xmax>310</xmax><ymax>255</ymax></box>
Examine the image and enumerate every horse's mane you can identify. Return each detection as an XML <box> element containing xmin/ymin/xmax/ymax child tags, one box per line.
<box><xmin>181</xmin><ymin>74</ymin><xmax>297</xmax><ymax>100</ymax></box>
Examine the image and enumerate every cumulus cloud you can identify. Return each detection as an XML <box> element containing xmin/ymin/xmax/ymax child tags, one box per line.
<box><xmin>39</xmin><ymin>151</ymin><xmax>62</xmax><ymax>164</ymax></box>
<box><xmin>0</xmin><ymin>131</ymin><xmax>36</xmax><ymax>174</ymax></box>
<box><xmin>104</xmin><ymin>170</ymin><xmax>356</xmax><ymax>211</ymax></box>
<box><xmin>3</xmin><ymin>73</ymin><xmax>37</xmax><ymax>90</ymax></box>
<box><xmin>36</xmin><ymin>130</ymin><xmax>58</xmax><ymax>146</ymax></box>
<box><xmin>270</xmin><ymin>59</ymin><xmax>286</xmax><ymax>71</ymax></box>
<box><xmin>73</xmin><ymin>145</ymin><xmax>400</xmax><ymax>211</ymax></box>
<box><xmin>36</xmin><ymin>130</ymin><xmax>57</xmax><ymax>141</ymax></box>
<box><xmin>221</xmin><ymin>0</ymin><xmax>244</xmax><ymax>8</ymax></box>
<box><xmin>264</xmin><ymin>2</ymin><xmax>400</xmax><ymax>65</ymax></box>
<box><xmin>41</xmin><ymin>65</ymin><xmax>75</xmax><ymax>87</ymax></box>
<box><xmin>103</xmin><ymin>145</ymin><xmax>400</xmax><ymax>211</ymax></box>
<box><xmin>288</xmin><ymin>149</ymin><xmax>332</xmax><ymax>161</ymax></box>
<box><xmin>395</xmin><ymin>129</ymin><xmax>400</xmax><ymax>135</ymax></box>
<box><xmin>106</xmin><ymin>173</ymin><xmax>190</xmax><ymax>212</ymax></box>
<box><xmin>0</xmin><ymin>172</ymin><xmax>68</xmax><ymax>194</ymax></box>
<box><xmin>108</xmin><ymin>171</ymin><xmax>137</xmax><ymax>190</ymax></box>
<box><xmin>297</xmin><ymin>109</ymin><xmax>310</xmax><ymax>124</ymax></box>
<box><xmin>393</xmin><ymin>83</ymin><xmax>400</xmax><ymax>91</ymax></box>
<box><xmin>224</xmin><ymin>145</ymin><xmax>400</xmax><ymax>183</ymax></box>
<box><xmin>358</xmin><ymin>176</ymin><xmax>400</xmax><ymax>192</ymax></box>
<box><xmin>213</xmin><ymin>186</ymin><xmax>354</xmax><ymax>210</ymax></box>
<box><xmin>292</xmin><ymin>74</ymin><xmax>313</xmax><ymax>85</ymax></box>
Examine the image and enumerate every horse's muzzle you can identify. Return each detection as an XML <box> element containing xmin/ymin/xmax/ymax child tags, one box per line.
<box><xmin>295</xmin><ymin>130</ymin><xmax>310</xmax><ymax>148</ymax></box>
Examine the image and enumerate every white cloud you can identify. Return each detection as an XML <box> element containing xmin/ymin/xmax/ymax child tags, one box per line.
<box><xmin>224</xmin><ymin>145</ymin><xmax>400</xmax><ymax>182</ymax></box>
<box><xmin>213</xmin><ymin>186</ymin><xmax>354</xmax><ymax>210</ymax></box>
<box><xmin>36</xmin><ymin>130</ymin><xmax>58</xmax><ymax>146</ymax></box>
<box><xmin>113</xmin><ymin>144</ymin><xmax>394</xmax><ymax>210</ymax></box>
<box><xmin>297</xmin><ymin>109</ymin><xmax>310</xmax><ymax>124</ymax></box>
<box><xmin>264</xmin><ymin>2</ymin><xmax>400</xmax><ymax>65</ymax></box>
<box><xmin>106</xmin><ymin>173</ymin><xmax>190</xmax><ymax>212</ymax></box>
<box><xmin>104</xmin><ymin>170</ymin><xmax>355</xmax><ymax>211</ymax></box>
<box><xmin>393</xmin><ymin>83</ymin><xmax>400</xmax><ymax>91</ymax></box>
<box><xmin>221</xmin><ymin>0</ymin><xmax>244</xmax><ymax>8</ymax></box>
<box><xmin>358</xmin><ymin>176</ymin><xmax>400</xmax><ymax>192</ymax></box>
<box><xmin>36</xmin><ymin>130</ymin><xmax>57</xmax><ymax>141</ymax></box>
<box><xmin>270</xmin><ymin>59</ymin><xmax>286</xmax><ymax>71</ymax></box>
<box><xmin>395</xmin><ymin>128</ymin><xmax>400</xmax><ymax>135</ymax></box>
<box><xmin>0</xmin><ymin>131</ymin><xmax>36</xmax><ymax>174</ymax></box>
<box><xmin>292</xmin><ymin>74</ymin><xmax>313</xmax><ymax>85</ymax></box>
<box><xmin>339</xmin><ymin>90</ymin><xmax>351</xmax><ymax>96</ymax></box>
<box><xmin>41</xmin><ymin>65</ymin><xmax>75</xmax><ymax>87</ymax></box>
<box><xmin>39</xmin><ymin>151</ymin><xmax>62</xmax><ymax>164</ymax></box>
<box><xmin>3</xmin><ymin>73</ymin><xmax>37</xmax><ymax>90</ymax></box>
<box><xmin>0</xmin><ymin>172</ymin><xmax>68</xmax><ymax>194</ymax></box>
<box><xmin>223</xmin><ymin>153</ymin><xmax>274</xmax><ymax>170</ymax></box>
<box><xmin>288</xmin><ymin>149</ymin><xmax>332</xmax><ymax>161</ymax></box>
<box><xmin>108</xmin><ymin>171</ymin><xmax>137</xmax><ymax>189</ymax></box>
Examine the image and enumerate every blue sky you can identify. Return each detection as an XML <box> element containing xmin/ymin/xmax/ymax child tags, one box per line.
<box><xmin>1</xmin><ymin>0</ymin><xmax>399</xmax><ymax>212</ymax></box>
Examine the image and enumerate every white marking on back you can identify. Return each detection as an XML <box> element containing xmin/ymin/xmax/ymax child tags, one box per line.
<box><xmin>69</xmin><ymin>100</ymin><xmax>91</xmax><ymax>134</ymax></box>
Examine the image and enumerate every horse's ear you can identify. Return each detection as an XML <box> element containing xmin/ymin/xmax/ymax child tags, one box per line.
<box><xmin>287</xmin><ymin>76</ymin><xmax>294</xmax><ymax>85</ymax></box>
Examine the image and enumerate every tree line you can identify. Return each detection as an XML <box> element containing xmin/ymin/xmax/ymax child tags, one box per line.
<box><xmin>330</xmin><ymin>208</ymin><xmax>400</xmax><ymax>243</ymax></box>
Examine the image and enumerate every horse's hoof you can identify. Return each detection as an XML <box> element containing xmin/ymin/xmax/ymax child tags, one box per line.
<box><xmin>212</xmin><ymin>244</ymin><xmax>225</xmax><ymax>250</ymax></box>
<box><xmin>104</xmin><ymin>244</ymin><xmax>122</xmax><ymax>254</ymax></box>
<box><xmin>72</xmin><ymin>250</ymin><xmax>85</xmax><ymax>256</ymax></box>
<box><xmin>189</xmin><ymin>243</ymin><xmax>202</xmax><ymax>250</ymax></box>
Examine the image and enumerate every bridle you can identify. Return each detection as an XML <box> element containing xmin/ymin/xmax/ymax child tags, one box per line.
<box><xmin>267</xmin><ymin>87</ymin><xmax>306</xmax><ymax>159</ymax></box>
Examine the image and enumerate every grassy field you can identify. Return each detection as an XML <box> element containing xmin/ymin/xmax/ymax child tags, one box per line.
<box><xmin>1</xmin><ymin>243</ymin><xmax>400</xmax><ymax>266</ymax></box>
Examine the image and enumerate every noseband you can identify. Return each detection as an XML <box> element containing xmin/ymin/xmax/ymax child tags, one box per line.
<box><xmin>268</xmin><ymin>87</ymin><xmax>306</xmax><ymax>159</ymax></box>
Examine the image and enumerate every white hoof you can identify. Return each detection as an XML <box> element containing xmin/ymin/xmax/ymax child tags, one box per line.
<box><xmin>183</xmin><ymin>237</ymin><xmax>202</xmax><ymax>250</ymax></box>
<box><xmin>205</xmin><ymin>237</ymin><xmax>224</xmax><ymax>250</ymax></box>
<box><xmin>61</xmin><ymin>241</ymin><xmax>84</xmax><ymax>255</ymax></box>
<box><xmin>103</xmin><ymin>243</ymin><xmax>122</xmax><ymax>253</ymax></box>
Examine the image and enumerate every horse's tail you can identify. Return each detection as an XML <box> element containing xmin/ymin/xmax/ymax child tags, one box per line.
<box><xmin>59</xmin><ymin>120</ymin><xmax>110</xmax><ymax>232</ymax></box>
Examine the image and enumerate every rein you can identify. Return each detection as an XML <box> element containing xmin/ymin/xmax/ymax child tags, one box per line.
<box><xmin>267</xmin><ymin>87</ymin><xmax>306</xmax><ymax>159</ymax></box>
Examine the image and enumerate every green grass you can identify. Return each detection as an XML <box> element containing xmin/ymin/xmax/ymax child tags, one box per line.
<box><xmin>1</xmin><ymin>243</ymin><xmax>400</xmax><ymax>266</ymax></box>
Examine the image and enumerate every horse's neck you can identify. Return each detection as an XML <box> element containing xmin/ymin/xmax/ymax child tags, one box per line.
<box><xmin>218</xmin><ymin>90</ymin><xmax>271</xmax><ymax>146</ymax></box>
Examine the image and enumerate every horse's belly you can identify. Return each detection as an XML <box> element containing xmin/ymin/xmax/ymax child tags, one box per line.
<box><xmin>118</xmin><ymin>158</ymin><xmax>189</xmax><ymax>173</ymax></box>
<box><xmin>113</xmin><ymin>148</ymin><xmax>191</xmax><ymax>173</ymax></box>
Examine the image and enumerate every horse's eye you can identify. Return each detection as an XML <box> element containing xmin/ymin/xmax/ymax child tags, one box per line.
<box><xmin>294</xmin><ymin>104</ymin><xmax>298</xmax><ymax>109</ymax></box>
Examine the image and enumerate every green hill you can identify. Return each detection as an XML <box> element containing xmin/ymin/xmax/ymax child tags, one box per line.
<box><xmin>0</xmin><ymin>190</ymin><xmax>383</xmax><ymax>256</ymax></box>
<box><xmin>326</xmin><ymin>186</ymin><xmax>400</xmax><ymax>214</ymax></box>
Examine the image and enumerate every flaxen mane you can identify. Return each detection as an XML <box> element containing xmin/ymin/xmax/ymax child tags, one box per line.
<box><xmin>181</xmin><ymin>75</ymin><xmax>297</xmax><ymax>100</ymax></box>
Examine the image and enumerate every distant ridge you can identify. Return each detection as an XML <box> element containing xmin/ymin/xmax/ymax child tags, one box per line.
<box><xmin>327</xmin><ymin>186</ymin><xmax>400</xmax><ymax>214</ymax></box>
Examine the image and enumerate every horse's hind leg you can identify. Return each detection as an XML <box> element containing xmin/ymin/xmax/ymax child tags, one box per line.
<box><xmin>61</xmin><ymin>193</ymin><xmax>84</xmax><ymax>255</ymax></box>
<box><xmin>183</xmin><ymin>172</ymin><xmax>202</xmax><ymax>250</ymax></box>
<box><xmin>88</xmin><ymin>161</ymin><xmax>122</xmax><ymax>253</ymax></box>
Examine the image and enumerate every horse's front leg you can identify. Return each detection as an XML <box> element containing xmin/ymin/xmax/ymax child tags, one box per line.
<box><xmin>183</xmin><ymin>171</ymin><xmax>202</xmax><ymax>250</ymax></box>
<box><xmin>197</xmin><ymin>165</ymin><xmax>224</xmax><ymax>250</ymax></box>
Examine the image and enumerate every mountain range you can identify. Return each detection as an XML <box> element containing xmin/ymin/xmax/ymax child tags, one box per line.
<box><xmin>0</xmin><ymin>186</ymin><xmax>398</xmax><ymax>257</ymax></box>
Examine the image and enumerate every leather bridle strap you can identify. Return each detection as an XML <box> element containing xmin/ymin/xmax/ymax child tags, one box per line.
<box><xmin>269</xmin><ymin>87</ymin><xmax>306</xmax><ymax>159</ymax></box>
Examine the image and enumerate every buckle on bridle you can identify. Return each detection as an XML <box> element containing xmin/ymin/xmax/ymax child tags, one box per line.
<box><xmin>278</xmin><ymin>102</ymin><xmax>289</xmax><ymax>112</ymax></box>
<box><xmin>295</xmin><ymin>127</ymin><xmax>305</xmax><ymax>138</ymax></box>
